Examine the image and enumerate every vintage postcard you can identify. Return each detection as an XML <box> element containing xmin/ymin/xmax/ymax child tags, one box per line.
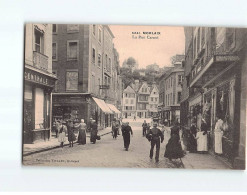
<box><xmin>23</xmin><ymin>24</ymin><xmax>246</xmax><ymax>169</ymax></box>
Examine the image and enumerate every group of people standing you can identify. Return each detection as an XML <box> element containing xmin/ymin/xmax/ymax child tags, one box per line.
<box><xmin>186</xmin><ymin>116</ymin><xmax>224</xmax><ymax>155</ymax></box>
<box><xmin>55</xmin><ymin>118</ymin><xmax>99</xmax><ymax>148</ymax></box>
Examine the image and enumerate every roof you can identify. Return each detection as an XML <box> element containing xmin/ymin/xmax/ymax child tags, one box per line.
<box><xmin>123</xmin><ymin>85</ymin><xmax>135</xmax><ymax>93</ymax></box>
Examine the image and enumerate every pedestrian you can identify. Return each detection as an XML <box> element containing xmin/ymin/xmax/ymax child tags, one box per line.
<box><xmin>142</xmin><ymin>120</ymin><xmax>148</xmax><ymax>137</ymax></box>
<box><xmin>117</xmin><ymin>118</ymin><xmax>121</xmax><ymax>135</ymax></box>
<box><xmin>67</xmin><ymin>120</ymin><xmax>76</xmax><ymax>147</ymax></box>
<box><xmin>214</xmin><ymin>116</ymin><xmax>224</xmax><ymax>155</ymax></box>
<box><xmin>87</xmin><ymin>118</ymin><xmax>93</xmax><ymax>132</ymax></box>
<box><xmin>133</xmin><ymin>115</ymin><xmax>136</xmax><ymax>121</ymax></box>
<box><xmin>146</xmin><ymin>122</ymin><xmax>164</xmax><ymax>162</ymax></box>
<box><xmin>121</xmin><ymin>122</ymin><xmax>133</xmax><ymax>151</ymax></box>
<box><xmin>187</xmin><ymin>122</ymin><xmax>197</xmax><ymax>153</ymax></box>
<box><xmin>57</xmin><ymin>120</ymin><xmax>67</xmax><ymax>148</ymax></box>
<box><xmin>90</xmin><ymin>120</ymin><xmax>98</xmax><ymax>144</ymax></box>
<box><xmin>195</xmin><ymin>129</ymin><xmax>208</xmax><ymax>153</ymax></box>
<box><xmin>162</xmin><ymin>125</ymin><xmax>171</xmax><ymax>146</ymax></box>
<box><xmin>196</xmin><ymin>118</ymin><xmax>208</xmax><ymax>153</ymax></box>
<box><xmin>164</xmin><ymin>121</ymin><xmax>184</xmax><ymax>161</ymax></box>
<box><xmin>74</xmin><ymin>119</ymin><xmax>87</xmax><ymax>145</ymax></box>
<box><xmin>147</xmin><ymin>123</ymin><xmax>151</xmax><ymax>133</ymax></box>
<box><xmin>112</xmin><ymin>118</ymin><xmax>118</xmax><ymax>139</ymax></box>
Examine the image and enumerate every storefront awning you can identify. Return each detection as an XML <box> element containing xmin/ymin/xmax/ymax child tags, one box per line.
<box><xmin>106</xmin><ymin>103</ymin><xmax>121</xmax><ymax>114</ymax></box>
<box><xmin>92</xmin><ymin>97</ymin><xmax>113</xmax><ymax>114</ymax></box>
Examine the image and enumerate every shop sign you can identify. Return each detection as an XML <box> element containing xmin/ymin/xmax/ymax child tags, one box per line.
<box><xmin>25</xmin><ymin>71</ymin><xmax>49</xmax><ymax>85</ymax></box>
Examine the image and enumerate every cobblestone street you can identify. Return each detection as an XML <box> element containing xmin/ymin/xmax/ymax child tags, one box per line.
<box><xmin>23</xmin><ymin>119</ymin><xmax>184</xmax><ymax>168</ymax></box>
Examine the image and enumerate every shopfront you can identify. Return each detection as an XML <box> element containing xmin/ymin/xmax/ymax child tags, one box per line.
<box><xmin>23</xmin><ymin>68</ymin><xmax>56</xmax><ymax>144</ymax></box>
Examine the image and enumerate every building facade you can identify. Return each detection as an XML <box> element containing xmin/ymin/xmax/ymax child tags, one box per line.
<box><xmin>24</xmin><ymin>24</ymin><xmax>57</xmax><ymax>143</ymax></box>
<box><xmin>158</xmin><ymin>57</ymin><xmax>184</xmax><ymax>125</ymax></box>
<box><xmin>148</xmin><ymin>83</ymin><xmax>159</xmax><ymax>117</ymax></box>
<box><xmin>52</xmin><ymin>24</ymin><xmax>121</xmax><ymax>129</ymax></box>
<box><xmin>182</xmin><ymin>26</ymin><xmax>247</xmax><ymax>169</ymax></box>
<box><xmin>122</xmin><ymin>86</ymin><xmax>136</xmax><ymax>118</ymax></box>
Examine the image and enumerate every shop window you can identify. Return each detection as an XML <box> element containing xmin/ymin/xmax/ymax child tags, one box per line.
<box><xmin>35</xmin><ymin>88</ymin><xmax>44</xmax><ymax>129</ymax></box>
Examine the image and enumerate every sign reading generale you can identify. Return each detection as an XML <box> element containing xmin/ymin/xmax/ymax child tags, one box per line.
<box><xmin>24</xmin><ymin>69</ymin><xmax>54</xmax><ymax>86</ymax></box>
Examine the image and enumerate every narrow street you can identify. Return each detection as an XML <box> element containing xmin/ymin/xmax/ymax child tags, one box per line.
<box><xmin>23</xmin><ymin>119</ymin><xmax>183</xmax><ymax>168</ymax></box>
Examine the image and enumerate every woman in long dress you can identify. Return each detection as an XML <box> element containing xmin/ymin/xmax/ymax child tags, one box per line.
<box><xmin>162</xmin><ymin>125</ymin><xmax>171</xmax><ymax>146</ymax></box>
<box><xmin>196</xmin><ymin>131</ymin><xmax>208</xmax><ymax>152</ymax></box>
<box><xmin>75</xmin><ymin>119</ymin><xmax>87</xmax><ymax>145</ymax></box>
<box><xmin>164</xmin><ymin>122</ymin><xmax>184</xmax><ymax>160</ymax></box>
<box><xmin>187</xmin><ymin>123</ymin><xmax>197</xmax><ymax>153</ymax></box>
<box><xmin>90</xmin><ymin>120</ymin><xmax>98</xmax><ymax>144</ymax></box>
<box><xmin>58</xmin><ymin>121</ymin><xmax>67</xmax><ymax>148</ymax></box>
<box><xmin>214</xmin><ymin>116</ymin><xmax>224</xmax><ymax>154</ymax></box>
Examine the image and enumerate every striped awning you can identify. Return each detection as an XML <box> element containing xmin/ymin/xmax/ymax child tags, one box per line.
<box><xmin>92</xmin><ymin>97</ymin><xmax>113</xmax><ymax>114</ymax></box>
<box><xmin>106</xmin><ymin>103</ymin><xmax>121</xmax><ymax>114</ymax></box>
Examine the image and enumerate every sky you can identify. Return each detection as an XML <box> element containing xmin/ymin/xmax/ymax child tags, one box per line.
<box><xmin>109</xmin><ymin>25</ymin><xmax>185</xmax><ymax>69</ymax></box>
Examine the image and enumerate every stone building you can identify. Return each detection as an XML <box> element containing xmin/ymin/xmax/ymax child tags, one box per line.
<box><xmin>52</xmin><ymin>24</ymin><xmax>120</xmax><ymax>129</ymax></box>
<box><xmin>182</xmin><ymin>26</ymin><xmax>247</xmax><ymax>169</ymax></box>
<box><xmin>24</xmin><ymin>24</ymin><xmax>57</xmax><ymax>143</ymax></box>
<box><xmin>158</xmin><ymin>57</ymin><xmax>184</xmax><ymax>125</ymax></box>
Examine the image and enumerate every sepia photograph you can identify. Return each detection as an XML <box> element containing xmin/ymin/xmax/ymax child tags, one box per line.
<box><xmin>22</xmin><ymin>23</ymin><xmax>246</xmax><ymax>170</ymax></box>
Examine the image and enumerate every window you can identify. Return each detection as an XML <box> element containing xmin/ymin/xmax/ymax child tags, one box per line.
<box><xmin>131</xmin><ymin>99</ymin><xmax>134</xmax><ymax>104</ymax></box>
<box><xmin>178</xmin><ymin>75</ymin><xmax>183</xmax><ymax>85</ymax></box>
<box><xmin>105</xmin><ymin>54</ymin><xmax>107</xmax><ymax>69</ymax></box>
<box><xmin>67</xmin><ymin>41</ymin><xmax>78</xmax><ymax>60</ymax></box>
<box><xmin>177</xmin><ymin>92</ymin><xmax>181</xmax><ymax>104</ymax></box>
<box><xmin>197</xmin><ymin>28</ymin><xmax>200</xmax><ymax>54</ymax></box>
<box><xmin>98</xmin><ymin>54</ymin><xmax>101</xmax><ymax>67</ymax></box>
<box><xmin>52</xmin><ymin>24</ymin><xmax>57</xmax><ymax>34</ymax></box>
<box><xmin>66</xmin><ymin>71</ymin><xmax>78</xmax><ymax>91</ymax></box>
<box><xmin>67</xmin><ymin>24</ymin><xmax>79</xmax><ymax>32</ymax></box>
<box><xmin>108</xmin><ymin>58</ymin><xmax>111</xmax><ymax>72</ymax></box>
<box><xmin>93</xmin><ymin>25</ymin><xmax>96</xmax><ymax>35</ymax></box>
<box><xmin>150</xmin><ymin>105</ymin><xmax>153</xmax><ymax>109</ymax></box>
<box><xmin>52</xmin><ymin>43</ymin><xmax>57</xmax><ymax>60</ymax></box>
<box><xmin>34</xmin><ymin>29</ymin><xmax>44</xmax><ymax>54</ymax></box>
<box><xmin>171</xmin><ymin>77</ymin><xmax>173</xmax><ymax>87</ymax></box>
<box><xmin>151</xmin><ymin>97</ymin><xmax>154</xmax><ymax>101</ymax></box>
<box><xmin>99</xmin><ymin>29</ymin><xmax>102</xmax><ymax>43</ymax></box>
<box><xmin>201</xmin><ymin>27</ymin><xmax>205</xmax><ymax>47</ymax></box>
<box><xmin>92</xmin><ymin>48</ymin><xmax>96</xmax><ymax>64</ymax></box>
<box><xmin>98</xmin><ymin>78</ymin><xmax>100</xmax><ymax>95</ymax></box>
<box><xmin>125</xmin><ymin>99</ymin><xmax>128</xmax><ymax>104</ymax></box>
<box><xmin>226</xmin><ymin>28</ymin><xmax>236</xmax><ymax>50</ymax></box>
<box><xmin>155</xmin><ymin>98</ymin><xmax>158</xmax><ymax>102</ymax></box>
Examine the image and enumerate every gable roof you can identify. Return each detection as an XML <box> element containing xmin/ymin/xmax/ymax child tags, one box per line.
<box><xmin>123</xmin><ymin>85</ymin><xmax>135</xmax><ymax>94</ymax></box>
<box><xmin>138</xmin><ymin>82</ymin><xmax>150</xmax><ymax>94</ymax></box>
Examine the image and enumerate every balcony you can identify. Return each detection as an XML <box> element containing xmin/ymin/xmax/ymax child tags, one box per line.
<box><xmin>190</xmin><ymin>43</ymin><xmax>239</xmax><ymax>88</ymax></box>
<box><xmin>33</xmin><ymin>51</ymin><xmax>48</xmax><ymax>71</ymax></box>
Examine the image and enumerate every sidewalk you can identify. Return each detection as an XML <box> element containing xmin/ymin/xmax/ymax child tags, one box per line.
<box><xmin>23</xmin><ymin>127</ymin><xmax>112</xmax><ymax>157</ymax></box>
<box><xmin>182</xmin><ymin>152</ymin><xmax>230</xmax><ymax>169</ymax></box>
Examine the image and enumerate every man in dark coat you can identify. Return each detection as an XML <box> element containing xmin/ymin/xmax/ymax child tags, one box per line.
<box><xmin>142</xmin><ymin>120</ymin><xmax>148</xmax><ymax>137</ymax></box>
<box><xmin>146</xmin><ymin>123</ymin><xmax>164</xmax><ymax>162</ymax></box>
<box><xmin>121</xmin><ymin>122</ymin><xmax>133</xmax><ymax>151</ymax></box>
<box><xmin>90</xmin><ymin>120</ymin><xmax>98</xmax><ymax>144</ymax></box>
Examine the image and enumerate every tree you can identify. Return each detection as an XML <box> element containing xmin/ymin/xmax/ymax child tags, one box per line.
<box><xmin>126</xmin><ymin>57</ymin><xmax>137</xmax><ymax>67</ymax></box>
